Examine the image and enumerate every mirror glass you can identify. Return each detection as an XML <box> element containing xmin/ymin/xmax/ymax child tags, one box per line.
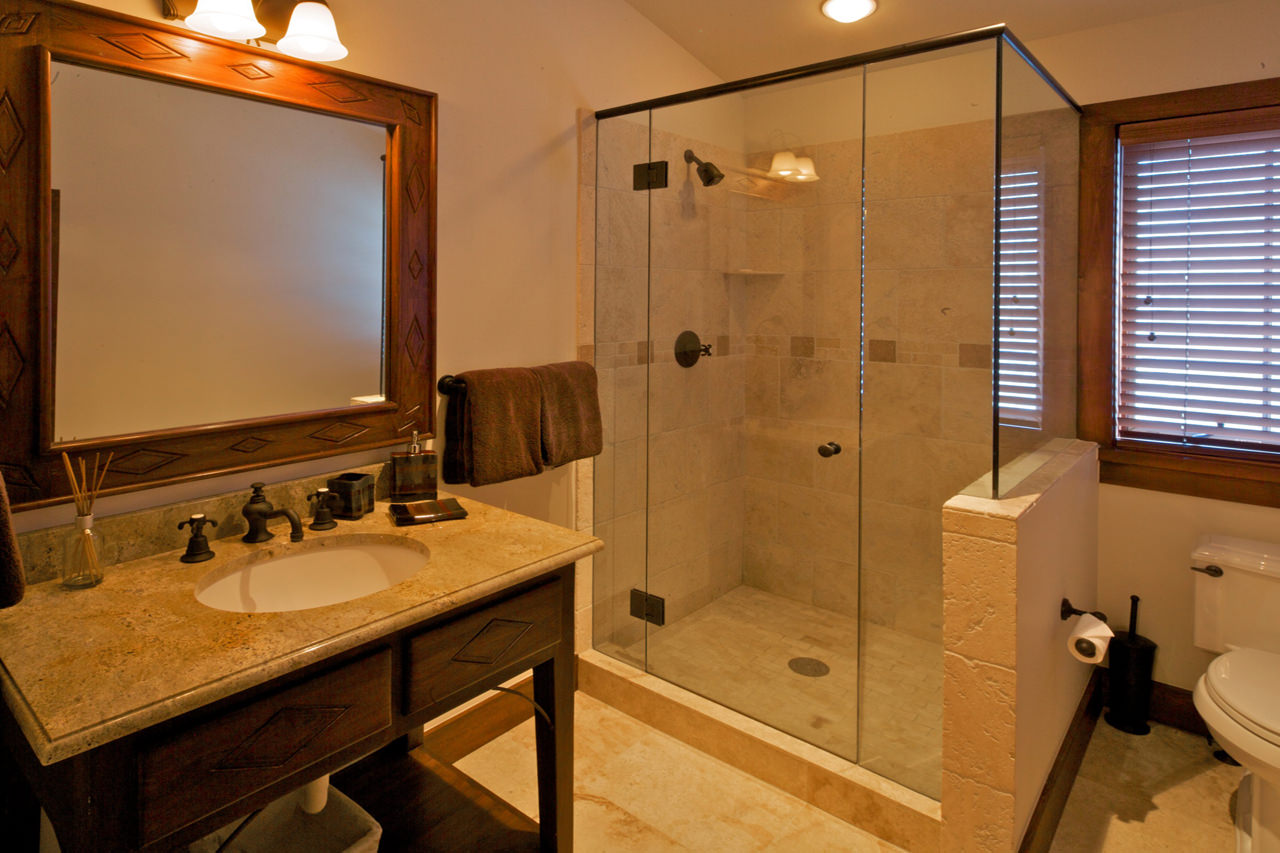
<box><xmin>50</xmin><ymin>61</ymin><xmax>388</xmax><ymax>442</ymax></box>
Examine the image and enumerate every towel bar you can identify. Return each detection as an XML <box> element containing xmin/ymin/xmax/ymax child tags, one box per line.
<box><xmin>437</xmin><ymin>375</ymin><xmax>466</xmax><ymax>395</ymax></box>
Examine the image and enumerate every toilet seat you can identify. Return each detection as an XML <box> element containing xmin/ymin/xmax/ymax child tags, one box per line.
<box><xmin>1205</xmin><ymin>648</ymin><xmax>1280</xmax><ymax>748</ymax></box>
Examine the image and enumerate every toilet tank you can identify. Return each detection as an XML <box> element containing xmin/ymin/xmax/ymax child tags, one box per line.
<box><xmin>1192</xmin><ymin>534</ymin><xmax>1280</xmax><ymax>654</ymax></box>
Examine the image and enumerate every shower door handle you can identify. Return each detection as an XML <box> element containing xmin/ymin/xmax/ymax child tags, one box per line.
<box><xmin>818</xmin><ymin>442</ymin><xmax>842</xmax><ymax>458</ymax></box>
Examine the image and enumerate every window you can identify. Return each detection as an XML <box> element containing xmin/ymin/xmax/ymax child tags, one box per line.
<box><xmin>1117</xmin><ymin>125</ymin><xmax>1280</xmax><ymax>454</ymax></box>
<box><xmin>998</xmin><ymin>160</ymin><xmax>1046</xmax><ymax>429</ymax></box>
<box><xmin>1079</xmin><ymin>81</ymin><xmax>1280</xmax><ymax>506</ymax></box>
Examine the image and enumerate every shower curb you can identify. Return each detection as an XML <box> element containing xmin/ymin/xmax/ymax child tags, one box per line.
<box><xmin>578</xmin><ymin>650</ymin><xmax>941</xmax><ymax>853</ymax></box>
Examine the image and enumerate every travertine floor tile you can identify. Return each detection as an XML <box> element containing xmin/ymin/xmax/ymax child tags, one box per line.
<box><xmin>1050</xmin><ymin>720</ymin><xmax>1245</xmax><ymax>852</ymax></box>
<box><xmin>600</xmin><ymin>586</ymin><xmax>941</xmax><ymax>798</ymax></box>
<box><xmin>457</xmin><ymin>693</ymin><xmax>904</xmax><ymax>852</ymax></box>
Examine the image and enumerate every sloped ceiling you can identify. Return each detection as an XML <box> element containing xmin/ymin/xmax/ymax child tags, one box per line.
<box><xmin>622</xmin><ymin>0</ymin><xmax>1225</xmax><ymax>81</ymax></box>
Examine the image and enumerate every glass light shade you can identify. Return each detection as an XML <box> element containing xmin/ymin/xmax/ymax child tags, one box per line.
<box><xmin>768</xmin><ymin>150</ymin><xmax>799</xmax><ymax>178</ymax></box>
<box><xmin>789</xmin><ymin>156</ymin><xmax>820</xmax><ymax>182</ymax></box>
<box><xmin>278</xmin><ymin>2</ymin><xmax>349</xmax><ymax>62</ymax></box>
<box><xmin>186</xmin><ymin>0</ymin><xmax>266</xmax><ymax>40</ymax></box>
<box><xmin>821</xmin><ymin>0</ymin><xmax>877</xmax><ymax>24</ymax></box>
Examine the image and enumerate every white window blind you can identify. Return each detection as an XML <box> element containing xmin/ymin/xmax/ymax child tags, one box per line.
<box><xmin>1118</xmin><ymin>126</ymin><xmax>1280</xmax><ymax>453</ymax></box>
<box><xmin>998</xmin><ymin>160</ymin><xmax>1045</xmax><ymax>428</ymax></box>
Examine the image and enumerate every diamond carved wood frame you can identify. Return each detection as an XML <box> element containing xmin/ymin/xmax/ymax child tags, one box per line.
<box><xmin>0</xmin><ymin>0</ymin><xmax>437</xmax><ymax>509</ymax></box>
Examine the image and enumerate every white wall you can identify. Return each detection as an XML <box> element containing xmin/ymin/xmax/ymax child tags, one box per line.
<box><xmin>1097</xmin><ymin>485</ymin><xmax>1280</xmax><ymax>689</ymax></box>
<box><xmin>15</xmin><ymin>0</ymin><xmax>720</xmax><ymax>533</ymax></box>
<box><xmin>1021</xmin><ymin>0</ymin><xmax>1280</xmax><ymax>694</ymax></box>
<box><xmin>1013</xmin><ymin>448</ymin><xmax>1098</xmax><ymax>842</ymax></box>
<box><xmin>1024</xmin><ymin>0</ymin><xmax>1280</xmax><ymax>105</ymax></box>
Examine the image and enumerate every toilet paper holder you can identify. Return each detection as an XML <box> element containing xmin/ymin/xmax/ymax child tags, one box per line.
<box><xmin>1060</xmin><ymin>598</ymin><xmax>1107</xmax><ymax>623</ymax></box>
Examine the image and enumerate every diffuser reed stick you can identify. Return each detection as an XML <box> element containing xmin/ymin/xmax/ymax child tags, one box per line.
<box><xmin>61</xmin><ymin>451</ymin><xmax>111</xmax><ymax>586</ymax></box>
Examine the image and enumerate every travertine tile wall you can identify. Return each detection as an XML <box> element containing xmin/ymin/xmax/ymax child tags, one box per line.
<box><xmin>586</xmin><ymin>112</ymin><xmax>648</xmax><ymax>651</ymax></box>
<box><xmin>738</xmin><ymin>140</ymin><xmax>862</xmax><ymax>619</ymax></box>
<box><xmin>575</xmin><ymin>108</ymin><xmax>601</xmax><ymax>654</ymax></box>
<box><xmin>587</xmin><ymin>112</ymin><xmax>749</xmax><ymax>651</ymax></box>
<box><xmin>860</xmin><ymin>119</ymin><xmax>997</xmax><ymax>644</ymax></box>
<box><xmin>587</xmin><ymin>115</ymin><xmax>1012</xmax><ymax>651</ymax></box>
<box><xmin>643</xmin><ymin>127</ymin><xmax>747</xmax><ymax>635</ymax></box>
<box><xmin>940</xmin><ymin>440</ymin><xmax>1098</xmax><ymax>851</ymax></box>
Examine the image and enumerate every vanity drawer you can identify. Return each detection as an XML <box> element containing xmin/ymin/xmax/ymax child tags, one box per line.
<box><xmin>137</xmin><ymin>649</ymin><xmax>392</xmax><ymax>845</ymax></box>
<box><xmin>404</xmin><ymin>578</ymin><xmax>562</xmax><ymax>715</ymax></box>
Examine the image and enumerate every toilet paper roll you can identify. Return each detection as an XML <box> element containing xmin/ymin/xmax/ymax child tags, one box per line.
<box><xmin>1068</xmin><ymin>613</ymin><xmax>1114</xmax><ymax>664</ymax></box>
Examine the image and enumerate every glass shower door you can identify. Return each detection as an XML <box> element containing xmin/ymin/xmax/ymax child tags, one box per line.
<box><xmin>638</xmin><ymin>70</ymin><xmax>869</xmax><ymax>767</ymax></box>
<box><xmin>857</xmin><ymin>40</ymin><xmax>998</xmax><ymax>798</ymax></box>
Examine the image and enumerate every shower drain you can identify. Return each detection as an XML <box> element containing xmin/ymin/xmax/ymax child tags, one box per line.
<box><xmin>788</xmin><ymin>657</ymin><xmax>830</xmax><ymax>677</ymax></box>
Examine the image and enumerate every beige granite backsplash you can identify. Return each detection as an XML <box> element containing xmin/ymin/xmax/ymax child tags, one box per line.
<box><xmin>15</xmin><ymin>463</ymin><xmax>390</xmax><ymax>585</ymax></box>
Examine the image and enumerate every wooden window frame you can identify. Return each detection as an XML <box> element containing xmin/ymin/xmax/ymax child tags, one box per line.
<box><xmin>1079</xmin><ymin>76</ymin><xmax>1280</xmax><ymax>507</ymax></box>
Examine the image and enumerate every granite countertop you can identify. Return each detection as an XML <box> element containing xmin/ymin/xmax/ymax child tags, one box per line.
<box><xmin>0</xmin><ymin>494</ymin><xmax>602</xmax><ymax>766</ymax></box>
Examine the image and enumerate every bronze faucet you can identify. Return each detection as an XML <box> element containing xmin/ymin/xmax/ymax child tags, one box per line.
<box><xmin>241</xmin><ymin>483</ymin><xmax>304</xmax><ymax>543</ymax></box>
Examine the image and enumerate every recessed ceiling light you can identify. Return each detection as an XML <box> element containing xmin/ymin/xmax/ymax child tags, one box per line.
<box><xmin>821</xmin><ymin>0</ymin><xmax>877</xmax><ymax>24</ymax></box>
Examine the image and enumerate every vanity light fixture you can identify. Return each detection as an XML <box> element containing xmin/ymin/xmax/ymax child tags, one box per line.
<box><xmin>821</xmin><ymin>0</ymin><xmax>877</xmax><ymax>24</ymax></box>
<box><xmin>277</xmin><ymin>1</ymin><xmax>349</xmax><ymax>62</ymax></box>
<box><xmin>184</xmin><ymin>0</ymin><xmax>266</xmax><ymax>40</ymax></box>
<box><xmin>176</xmin><ymin>0</ymin><xmax>348</xmax><ymax>62</ymax></box>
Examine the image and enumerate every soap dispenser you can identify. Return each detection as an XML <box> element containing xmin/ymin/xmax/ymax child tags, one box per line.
<box><xmin>391</xmin><ymin>431</ymin><xmax>437</xmax><ymax>502</ymax></box>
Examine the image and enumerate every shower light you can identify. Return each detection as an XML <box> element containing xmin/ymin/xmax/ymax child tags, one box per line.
<box><xmin>185</xmin><ymin>0</ymin><xmax>266</xmax><ymax>39</ymax></box>
<box><xmin>278</xmin><ymin>1</ymin><xmax>348</xmax><ymax>62</ymax></box>
<box><xmin>821</xmin><ymin>0</ymin><xmax>877</xmax><ymax>24</ymax></box>
<box><xmin>789</xmin><ymin>156</ymin><xmax>820</xmax><ymax>182</ymax></box>
<box><xmin>768</xmin><ymin>151</ymin><xmax>800</xmax><ymax>178</ymax></box>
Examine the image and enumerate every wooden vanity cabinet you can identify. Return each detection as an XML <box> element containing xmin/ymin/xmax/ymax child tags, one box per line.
<box><xmin>0</xmin><ymin>564</ymin><xmax>576</xmax><ymax>853</ymax></box>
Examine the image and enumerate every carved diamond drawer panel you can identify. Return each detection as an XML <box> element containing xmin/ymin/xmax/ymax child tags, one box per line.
<box><xmin>403</xmin><ymin>579</ymin><xmax>562</xmax><ymax>716</ymax></box>
<box><xmin>137</xmin><ymin>649</ymin><xmax>391</xmax><ymax>845</ymax></box>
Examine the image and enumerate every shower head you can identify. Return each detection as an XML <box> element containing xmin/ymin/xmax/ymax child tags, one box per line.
<box><xmin>683</xmin><ymin>149</ymin><xmax>725</xmax><ymax>187</ymax></box>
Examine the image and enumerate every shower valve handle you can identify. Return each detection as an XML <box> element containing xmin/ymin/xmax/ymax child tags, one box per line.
<box><xmin>818</xmin><ymin>442</ymin><xmax>842</xmax><ymax>457</ymax></box>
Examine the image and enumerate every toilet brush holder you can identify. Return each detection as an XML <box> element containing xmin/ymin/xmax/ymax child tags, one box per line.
<box><xmin>1105</xmin><ymin>595</ymin><xmax>1157</xmax><ymax>735</ymax></box>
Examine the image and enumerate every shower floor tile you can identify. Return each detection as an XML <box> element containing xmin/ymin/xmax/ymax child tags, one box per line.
<box><xmin>601</xmin><ymin>585</ymin><xmax>942</xmax><ymax>798</ymax></box>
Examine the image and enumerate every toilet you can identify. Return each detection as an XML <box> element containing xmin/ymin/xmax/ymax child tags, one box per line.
<box><xmin>1192</xmin><ymin>535</ymin><xmax>1280</xmax><ymax>852</ymax></box>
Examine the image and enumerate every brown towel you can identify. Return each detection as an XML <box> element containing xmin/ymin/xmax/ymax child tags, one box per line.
<box><xmin>443</xmin><ymin>367</ymin><xmax>544</xmax><ymax>487</ymax></box>
<box><xmin>532</xmin><ymin>361</ymin><xmax>603</xmax><ymax>467</ymax></box>
<box><xmin>0</xmin><ymin>473</ymin><xmax>25</xmax><ymax>608</ymax></box>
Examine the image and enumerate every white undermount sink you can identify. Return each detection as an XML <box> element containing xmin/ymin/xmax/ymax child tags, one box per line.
<box><xmin>195</xmin><ymin>535</ymin><xmax>429</xmax><ymax>613</ymax></box>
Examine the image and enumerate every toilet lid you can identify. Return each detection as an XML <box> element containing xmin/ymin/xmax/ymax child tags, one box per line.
<box><xmin>1206</xmin><ymin>648</ymin><xmax>1280</xmax><ymax>745</ymax></box>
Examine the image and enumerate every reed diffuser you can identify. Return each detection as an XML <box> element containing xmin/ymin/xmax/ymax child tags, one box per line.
<box><xmin>61</xmin><ymin>451</ymin><xmax>111</xmax><ymax>589</ymax></box>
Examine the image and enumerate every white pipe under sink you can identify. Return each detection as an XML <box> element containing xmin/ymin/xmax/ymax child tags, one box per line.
<box><xmin>299</xmin><ymin>774</ymin><xmax>331</xmax><ymax>814</ymax></box>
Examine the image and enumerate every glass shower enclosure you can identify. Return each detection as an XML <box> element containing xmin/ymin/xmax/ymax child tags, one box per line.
<box><xmin>590</xmin><ymin>27</ymin><xmax>1079</xmax><ymax>799</ymax></box>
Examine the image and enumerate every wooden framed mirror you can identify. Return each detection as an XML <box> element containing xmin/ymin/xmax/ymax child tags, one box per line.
<box><xmin>0</xmin><ymin>0</ymin><xmax>437</xmax><ymax>509</ymax></box>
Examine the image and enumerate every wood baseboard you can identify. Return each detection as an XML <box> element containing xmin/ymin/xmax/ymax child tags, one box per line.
<box><xmin>1148</xmin><ymin>680</ymin><xmax>1208</xmax><ymax>738</ymax></box>
<box><xmin>1095</xmin><ymin>670</ymin><xmax>1208</xmax><ymax>738</ymax></box>
<box><xmin>1018</xmin><ymin>669</ymin><xmax>1104</xmax><ymax>853</ymax></box>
